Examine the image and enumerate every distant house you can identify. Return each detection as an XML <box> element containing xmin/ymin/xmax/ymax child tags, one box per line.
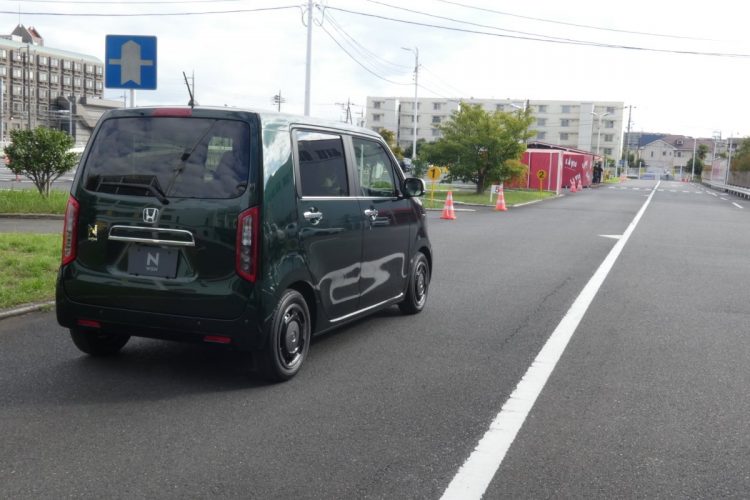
<box><xmin>638</xmin><ymin>135</ymin><xmax>721</xmax><ymax>172</ymax></box>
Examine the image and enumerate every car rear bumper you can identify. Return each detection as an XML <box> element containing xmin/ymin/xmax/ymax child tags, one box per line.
<box><xmin>56</xmin><ymin>275</ymin><xmax>264</xmax><ymax>351</ymax></box>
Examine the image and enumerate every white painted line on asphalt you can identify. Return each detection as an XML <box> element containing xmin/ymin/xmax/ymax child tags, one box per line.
<box><xmin>708</xmin><ymin>192</ymin><xmax>718</xmax><ymax>197</ymax></box>
<box><xmin>721</xmin><ymin>197</ymin><xmax>729</xmax><ymax>201</ymax></box>
<box><xmin>733</xmin><ymin>202</ymin><xmax>743</xmax><ymax>209</ymax></box>
<box><xmin>599</xmin><ymin>234</ymin><xmax>622</xmax><ymax>240</ymax></box>
<box><xmin>441</xmin><ymin>183</ymin><xmax>660</xmax><ymax>500</ymax></box>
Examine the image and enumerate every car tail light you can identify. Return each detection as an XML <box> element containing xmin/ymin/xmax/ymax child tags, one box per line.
<box><xmin>76</xmin><ymin>319</ymin><xmax>101</xmax><ymax>328</ymax></box>
<box><xmin>151</xmin><ymin>108</ymin><xmax>192</xmax><ymax>117</ymax></box>
<box><xmin>62</xmin><ymin>195</ymin><xmax>79</xmax><ymax>266</ymax></box>
<box><xmin>236</xmin><ymin>207</ymin><xmax>259</xmax><ymax>282</ymax></box>
<box><xmin>203</xmin><ymin>335</ymin><xmax>231</xmax><ymax>344</ymax></box>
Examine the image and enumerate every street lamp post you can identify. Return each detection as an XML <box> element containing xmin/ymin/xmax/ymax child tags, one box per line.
<box><xmin>402</xmin><ymin>46</ymin><xmax>419</xmax><ymax>160</ymax></box>
<box><xmin>690</xmin><ymin>137</ymin><xmax>697</xmax><ymax>181</ymax></box>
<box><xmin>591</xmin><ymin>108</ymin><xmax>609</xmax><ymax>174</ymax></box>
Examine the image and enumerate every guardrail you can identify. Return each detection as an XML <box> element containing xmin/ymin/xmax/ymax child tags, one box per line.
<box><xmin>702</xmin><ymin>179</ymin><xmax>750</xmax><ymax>199</ymax></box>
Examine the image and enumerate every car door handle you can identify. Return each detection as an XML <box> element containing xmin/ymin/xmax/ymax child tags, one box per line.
<box><xmin>364</xmin><ymin>209</ymin><xmax>378</xmax><ymax>221</ymax></box>
<box><xmin>303</xmin><ymin>210</ymin><xmax>323</xmax><ymax>225</ymax></box>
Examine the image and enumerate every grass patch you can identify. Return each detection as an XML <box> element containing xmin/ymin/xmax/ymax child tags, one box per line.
<box><xmin>0</xmin><ymin>233</ymin><xmax>60</xmax><ymax>309</ymax></box>
<box><xmin>0</xmin><ymin>189</ymin><xmax>68</xmax><ymax>214</ymax></box>
<box><xmin>422</xmin><ymin>189</ymin><xmax>555</xmax><ymax>209</ymax></box>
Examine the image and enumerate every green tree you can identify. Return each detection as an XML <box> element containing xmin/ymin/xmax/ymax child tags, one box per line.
<box><xmin>378</xmin><ymin>128</ymin><xmax>404</xmax><ymax>160</ymax></box>
<box><xmin>731</xmin><ymin>137</ymin><xmax>750</xmax><ymax>172</ymax></box>
<box><xmin>5</xmin><ymin>127</ymin><xmax>78</xmax><ymax>196</ymax></box>
<box><xmin>421</xmin><ymin>103</ymin><xmax>533</xmax><ymax>193</ymax></box>
<box><xmin>404</xmin><ymin>138</ymin><xmax>427</xmax><ymax>159</ymax></box>
<box><xmin>685</xmin><ymin>144</ymin><xmax>710</xmax><ymax>177</ymax></box>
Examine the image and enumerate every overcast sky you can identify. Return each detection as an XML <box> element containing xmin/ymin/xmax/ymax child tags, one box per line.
<box><xmin>4</xmin><ymin>0</ymin><xmax>750</xmax><ymax>140</ymax></box>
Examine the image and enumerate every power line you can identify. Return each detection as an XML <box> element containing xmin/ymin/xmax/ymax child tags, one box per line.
<box><xmin>325</xmin><ymin>13</ymin><xmax>410</xmax><ymax>77</ymax></box>
<box><xmin>317</xmin><ymin>21</ymin><xmax>412</xmax><ymax>86</ymax></box>
<box><xmin>2</xmin><ymin>0</ymin><xmax>248</xmax><ymax>3</ymax></box>
<box><xmin>326</xmin><ymin>6</ymin><xmax>750</xmax><ymax>58</ymax></box>
<box><xmin>428</xmin><ymin>0</ymin><xmax>719</xmax><ymax>42</ymax></box>
<box><xmin>0</xmin><ymin>4</ymin><xmax>300</xmax><ymax>16</ymax></box>
<box><xmin>362</xmin><ymin>0</ymin><xmax>595</xmax><ymax>44</ymax></box>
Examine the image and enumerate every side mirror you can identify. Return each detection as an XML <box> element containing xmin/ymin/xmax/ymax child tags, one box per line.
<box><xmin>403</xmin><ymin>177</ymin><xmax>425</xmax><ymax>197</ymax></box>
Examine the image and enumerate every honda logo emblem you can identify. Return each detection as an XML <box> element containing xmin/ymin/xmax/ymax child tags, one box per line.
<box><xmin>143</xmin><ymin>207</ymin><xmax>159</xmax><ymax>224</ymax></box>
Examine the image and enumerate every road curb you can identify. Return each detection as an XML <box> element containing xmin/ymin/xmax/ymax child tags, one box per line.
<box><xmin>0</xmin><ymin>301</ymin><xmax>55</xmax><ymax>320</ymax></box>
<box><xmin>0</xmin><ymin>213</ymin><xmax>63</xmax><ymax>219</ymax></box>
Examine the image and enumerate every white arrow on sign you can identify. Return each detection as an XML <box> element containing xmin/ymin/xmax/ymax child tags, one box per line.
<box><xmin>108</xmin><ymin>40</ymin><xmax>153</xmax><ymax>85</ymax></box>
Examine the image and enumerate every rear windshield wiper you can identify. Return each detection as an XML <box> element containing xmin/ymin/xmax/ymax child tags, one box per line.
<box><xmin>165</xmin><ymin>121</ymin><xmax>219</xmax><ymax>196</ymax></box>
<box><xmin>93</xmin><ymin>175</ymin><xmax>170</xmax><ymax>204</ymax></box>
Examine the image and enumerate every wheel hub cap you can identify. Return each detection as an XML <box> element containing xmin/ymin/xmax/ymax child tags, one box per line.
<box><xmin>284</xmin><ymin>320</ymin><xmax>300</xmax><ymax>355</ymax></box>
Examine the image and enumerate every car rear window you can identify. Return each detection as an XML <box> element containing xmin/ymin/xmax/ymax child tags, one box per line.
<box><xmin>82</xmin><ymin>117</ymin><xmax>252</xmax><ymax>199</ymax></box>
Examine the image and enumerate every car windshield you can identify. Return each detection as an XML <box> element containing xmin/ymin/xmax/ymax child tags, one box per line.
<box><xmin>83</xmin><ymin>116</ymin><xmax>251</xmax><ymax>199</ymax></box>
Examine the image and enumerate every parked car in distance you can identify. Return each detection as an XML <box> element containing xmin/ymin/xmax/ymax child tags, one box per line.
<box><xmin>56</xmin><ymin>106</ymin><xmax>432</xmax><ymax>381</ymax></box>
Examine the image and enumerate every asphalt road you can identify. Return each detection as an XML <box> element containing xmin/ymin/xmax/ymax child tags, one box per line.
<box><xmin>1</xmin><ymin>180</ymin><xmax>748</xmax><ymax>498</ymax></box>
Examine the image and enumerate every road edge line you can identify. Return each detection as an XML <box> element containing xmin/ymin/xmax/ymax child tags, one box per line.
<box><xmin>440</xmin><ymin>181</ymin><xmax>661</xmax><ymax>500</ymax></box>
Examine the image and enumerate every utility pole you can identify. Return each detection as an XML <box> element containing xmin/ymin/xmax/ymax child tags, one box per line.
<box><xmin>335</xmin><ymin>98</ymin><xmax>354</xmax><ymax>124</ymax></box>
<box><xmin>304</xmin><ymin>0</ymin><xmax>312</xmax><ymax>116</ymax></box>
<box><xmin>402</xmin><ymin>46</ymin><xmax>419</xmax><ymax>160</ymax></box>
<box><xmin>624</xmin><ymin>105</ymin><xmax>633</xmax><ymax>175</ymax></box>
<box><xmin>272</xmin><ymin>90</ymin><xmax>286</xmax><ymax>112</ymax></box>
<box><xmin>591</xmin><ymin>105</ymin><xmax>609</xmax><ymax>175</ymax></box>
<box><xmin>725</xmin><ymin>136</ymin><xmax>734</xmax><ymax>186</ymax></box>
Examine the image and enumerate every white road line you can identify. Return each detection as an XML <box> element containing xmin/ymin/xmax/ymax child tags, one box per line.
<box><xmin>721</xmin><ymin>197</ymin><xmax>729</xmax><ymax>201</ymax></box>
<box><xmin>708</xmin><ymin>192</ymin><xmax>718</xmax><ymax>197</ymax></box>
<box><xmin>440</xmin><ymin>182</ymin><xmax>661</xmax><ymax>500</ymax></box>
<box><xmin>733</xmin><ymin>202</ymin><xmax>743</xmax><ymax>209</ymax></box>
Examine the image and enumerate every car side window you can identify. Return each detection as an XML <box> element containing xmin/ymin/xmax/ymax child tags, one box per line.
<box><xmin>295</xmin><ymin>130</ymin><xmax>349</xmax><ymax>197</ymax></box>
<box><xmin>352</xmin><ymin>137</ymin><xmax>396</xmax><ymax>197</ymax></box>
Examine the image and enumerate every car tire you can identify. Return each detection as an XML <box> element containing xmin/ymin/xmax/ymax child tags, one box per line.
<box><xmin>399</xmin><ymin>252</ymin><xmax>430</xmax><ymax>315</ymax></box>
<box><xmin>69</xmin><ymin>327</ymin><xmax>130</xmax><ymax>356</ymax></box>
<box><xmin>258</xmin><ymin>289</ymin><xmax>311</xmax><ymax>382</ymax></box>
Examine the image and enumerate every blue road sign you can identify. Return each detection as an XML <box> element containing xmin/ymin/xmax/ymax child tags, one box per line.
<box><xmin>105</xmin><ymin>35</ymin><xmax>157</xmax><ymax>90</ymax></box>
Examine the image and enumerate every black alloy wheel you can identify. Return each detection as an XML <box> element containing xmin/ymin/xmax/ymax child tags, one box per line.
<box><xmin>259</xmin><ymin>289</ymin><xmax>311</xmax><ymax>382</ymax></box>
<box><xmin>399</xmin><ymin>252</ymin><xmax>430</xmax><ymax>315</ymax></box>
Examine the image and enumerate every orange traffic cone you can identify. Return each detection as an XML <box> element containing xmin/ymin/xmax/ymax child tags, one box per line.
<box><xmin>569</xmin><ymin>180</ymin><xmax>577</xmax><ymax>193</ymax></box>
<box><xmin>577</xmin><ymin>178</ymin><xmax>583</xmax><ymax>191</ymax></box>
<box><xmin>441</xmin><ymin>191</ymin><xmax>457</xmax><ymax>220</ymax></box>
<box><xmin>495</xmin><ymin>183</ymin><xmax>507</xmax><ymax>211</ymax></box>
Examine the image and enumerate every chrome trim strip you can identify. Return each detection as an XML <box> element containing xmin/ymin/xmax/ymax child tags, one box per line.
<box><xmin>329</xmin><ymin>293</ymin><xmax>404</xmax><ymax>323</ymax></box>
<box><xmin>108</xmin><ymin>225</ymin><xmax>196</xmax><ymax>247</ymax></box>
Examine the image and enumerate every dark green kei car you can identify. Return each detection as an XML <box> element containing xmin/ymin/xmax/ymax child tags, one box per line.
<box><xmin>56</xmin><ymin>107</ymin><xmax>432</xmax><ymax>381</ymax></box>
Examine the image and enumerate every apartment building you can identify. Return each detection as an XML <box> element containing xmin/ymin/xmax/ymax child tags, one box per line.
<box><xmin>0</xmin><ymin>24</ymin><xmax>119</xmax><ymax>144</ymax></box>
<box><xmin>366</xmin><ymin>96</ymin><xmax>625</xmax><ymax>160</ymax></box>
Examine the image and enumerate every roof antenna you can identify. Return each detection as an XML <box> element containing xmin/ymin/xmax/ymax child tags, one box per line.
<box><xmin>182</xmin><ymin>71</ymin><xmax>195</xmax><ymax>108</ymax></box>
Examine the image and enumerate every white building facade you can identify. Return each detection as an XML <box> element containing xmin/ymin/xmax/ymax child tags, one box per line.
<box><xmin>366</xmin><ymin>96</ymin><xmax>624</xmax><ymax>160</ymax></box>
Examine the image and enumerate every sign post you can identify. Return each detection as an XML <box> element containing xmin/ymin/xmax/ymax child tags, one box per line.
<box><xmin>536</xmin><ymin>169</ymin><xmax>546</xmax><ymax>197</ymax></box>
<box><xmin>105</xmin><ymin>35</ymin><xmax>158</xmax><ymax>107</ymax></box>
<box><xmin>427</xmin><ymin>166</ymin><xmax>441</xmax><ymax>207</ymax></box>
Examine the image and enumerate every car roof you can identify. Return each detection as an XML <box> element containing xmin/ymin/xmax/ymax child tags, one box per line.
<box><xmin>100</xmin><ymin>106</ymin><xmax>382</xmax><ymax>140</ymax></box>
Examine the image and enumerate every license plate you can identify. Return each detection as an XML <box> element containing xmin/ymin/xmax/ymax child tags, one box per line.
<box><xmin>127</xmin><ymin>245</ymin><xmax>178</xmax><ymax>278</ymax></box>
